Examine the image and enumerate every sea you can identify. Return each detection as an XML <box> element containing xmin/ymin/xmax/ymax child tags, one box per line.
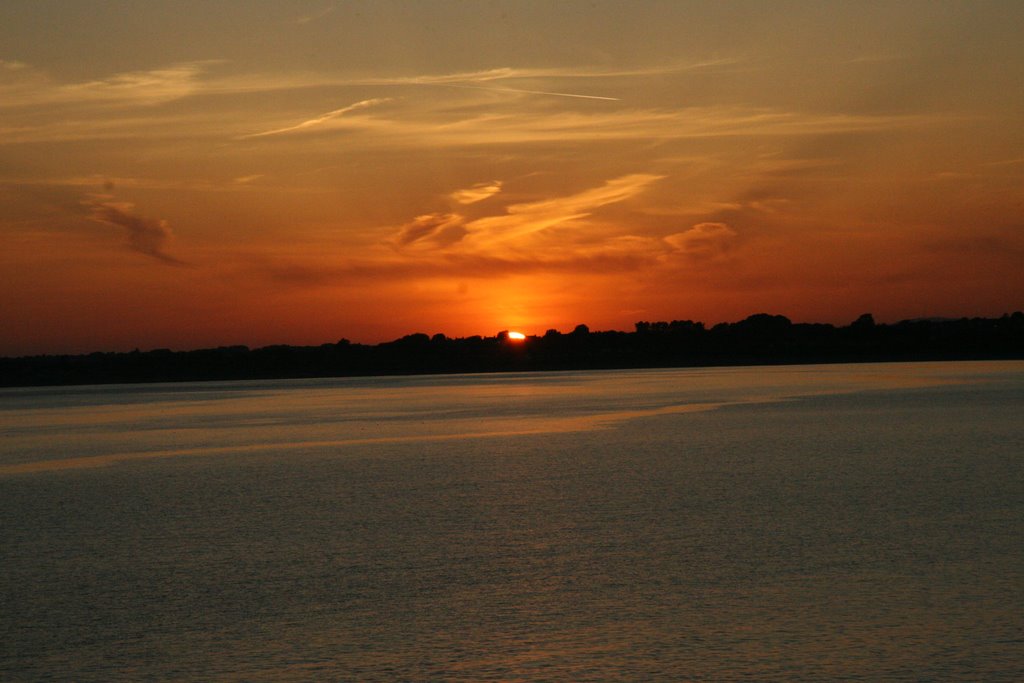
<box><xmin>1</xmin><ymin>361</ymin><xmax>1022</xmax><ymax>681</ymax></box>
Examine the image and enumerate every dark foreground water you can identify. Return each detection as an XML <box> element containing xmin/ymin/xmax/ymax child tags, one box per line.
<box><xmin>2</xmin><ymin>362</ymin><xmax>1022</xmax><ymax>681</ymax></box>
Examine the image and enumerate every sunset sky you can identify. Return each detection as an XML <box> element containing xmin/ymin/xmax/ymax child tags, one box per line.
<box><xmin>2</xmin><ymin>1</ymin><xmax>1023</xmax><ymax>355</ymax></box>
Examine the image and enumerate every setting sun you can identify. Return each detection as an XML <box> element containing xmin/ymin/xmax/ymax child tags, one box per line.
<box><xmin>2</xmin><ymin>2</ymin><xmax>1024</xmax><ymax>679</ymax></box>
<box><xmin>0</xmin><ymin>1</ymin><xmax>1022</xmax><ymax>359</ymax></box>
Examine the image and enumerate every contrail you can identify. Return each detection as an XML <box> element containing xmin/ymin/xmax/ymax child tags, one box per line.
<box><xmin>238</xmin><ymin>98</ymin><xmax>390</xmax><ymax>139</ymax></box>
<box><xmin>443</xmin><ymin>83</ymin><xmax>620</xmax><ymax>101</ymax></box>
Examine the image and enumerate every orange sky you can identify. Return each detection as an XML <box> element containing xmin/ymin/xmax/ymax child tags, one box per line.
<box><xmin>2</xmin><ymin>1</ymin><xmax>1023</xmax><ymax>355</ymax></box>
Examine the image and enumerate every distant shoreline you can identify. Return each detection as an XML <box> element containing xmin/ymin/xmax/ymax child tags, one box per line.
<box><xmin>2</xmin><ymin>313</ymin><xmax>1022</xmax><ymax>388</ymax></box>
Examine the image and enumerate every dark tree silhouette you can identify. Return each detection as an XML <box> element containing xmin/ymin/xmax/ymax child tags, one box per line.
<box><xmin>1</xmin><ymin>312</ymin><xmax>1021</xmax><ymax>387</ymax></box>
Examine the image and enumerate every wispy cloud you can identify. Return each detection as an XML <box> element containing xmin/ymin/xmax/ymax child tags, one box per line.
<box><xmin>983</xmin><ymin>157</ymin><xmax>1024</xmax><ymax>167</ymax></box>
<box><xmin>450</xmin><ymin>180</ymin><xmax>503</xmax><ymax>205</ymax></box>
<box><xmin>238</xmin><ymin>98</ymin><xmax>391</xmax><ymax>139</ymax></box>
<box><xmin>187</xmin><ymin>60</ymin><xmax>739</xmax><ymax>102</ymax></box>
<box><xmin>374</xmin><ymin>61</ymin><xmax>737</xmax><ymax>102</ymax></box>
<box><xmin>463</xmin><ymin>174</ymin><xmax>663</xmax><ymax>249</ymax></box>
<box><xmin>1</xmin><ymin>62</ymin><xmax>212</xmax><ymax>108</ymax></box>
<box><xmin>381</xmin><ymin>61</ymin><xmax>743</xmax><ymax>86</ymax></box>
<box><xmin>207</xmin><ymin>60</ymin><xmax>740</xmax><ymax>102</ymax></box>
<box><xmin>60</xmin><ymin>63</ymin><xmax>208</xmax><ymax>105</ymax></box>
<box><xmin>324</xmin><ymin>175</ymin><xmax>751</xmax><ymax>287</ymax></box>
<box><xmin>664</xmin><ymin>222</ymin><xmax>738</xmax><ymax>259</ymax></box>
<box><xmin>255</xmin><ymin>103</ymin><xmax>953</xmax><ymax>149</ymax></box>
<box><xmin>295</xmin><ymin>4</ymin><xmax>335</xmax><ymax>25</ymax></box>
<box><xmin>2</xmin><ymin>58</ymin><xmax>952</xmax><ymax>148</ymax></box>
<box><xmin>243</xmin><ymin>176</ymin><xmax>746</xmax><ymax>289</ymax></box>
<box><xmin>436</xmin><ymin>83</ymin><xmax>620</xmax><ymax>101</ymax></box>
<box><xmin>391</xmin><ymin>213</ymin><xmax>468</xmax><ymax>249</ymax></box>
<box><xmin>83</xmin><ymin>194</ymin><xmax>185</xmax><ymax>265</ymax></box>
<box><xmin>167</xmin><ymin>65</ymin><xmax>626</xmax><ymax>99</ymax></box>
<box><xmin>251</xmin><ymin>248</ymin><xmax>660</xmax><ymax>287</ymax></box>
<box><xmin>390</xmin><ymin>180</ymin><xmax>507</xmax><ymax>250</ymax></box>
<box><xmin>843</xmin><ymin>54</ymin><xmax>905</xmax><ymax>64</ymax></box>
<box><xmin>389</xmin><ymin>173</ymin><xmax>663</xmax><ymax>258</ymax></box>
<box><xmin>4</xmin><ymin>174</ymin><xmax>277</xmax><ymax>195</ymax></box>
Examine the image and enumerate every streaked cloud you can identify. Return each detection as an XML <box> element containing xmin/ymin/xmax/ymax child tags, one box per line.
<box><xmin>461</xmin><ymin>174</ymin><xmax>664</xmax><ymax>249</ymax></box>
<box><xmin>295</xmin><ymin>4</ymin><xmax>335</xmax><ymax>25</ymax></box>
<box><xmin>664</xmin><ymin>222</ymin><xmax>738</xmax><ymax>259</ymax></box>
<box><xmin>843</xmin><ymin>54</ymin><xmax>905</xmax><ymax>64</ymax></box>
<box><xmin>238</xmin><ymin>97</ymin><xmax>391</xmax><ymax>139</ymax></box>
<box><xmin>60</xmin><ymin>63</ymin><xmax>207</xmax><ymax>104</ymax></box>
<box><xmin>642</xmin><ymin>201</ymin><xmax>745</xmax><ymax>217</ymax></box>
<box><xmin>250</xmin><ymin>248</ymin><xmax>659</xmax><ymax>287</ymax></box>
<box><xmin>2</xmin><ymin>1</ymin><xmax>1022</xmax><ymax>356</ymax></box>
<box><xmin>361</xmin><ymin>177</ymin><xmax>741</xmax><ymax>284</ymax></box>
<box><xmin>178</xmin><ymin>59</ymin><xmax>742</xmax><ymax>107</ymax></box>
<box><xmin>391</xmin><ymin>213</ymin><xmax>468</xmax><ymax>249</ymax></box>
<box><xmin>83</xmin><ymin>194</ymin><xmax>185</xmax><ymax>265</ymax></box>
<box><xmin>16</xmin><ymin>60</ymin><xmax>724</xmax><ymax>104</ymax></box>
<box><xmin>450</xmin><ymin>181</ymin><xmax>503</xmax><ymax>204</ymax></box>
<box><xmin>0</xmin><ymin>55</ymin><xmax>958</xmax><ymax>149</ymax></box>
<box><xmin>380</xmin><ymin>60</ymin><xmax>743</xmax><ymax>86</ymax></box>
<box><xmin>434</xmin><ymin>83</ymin><xmax>620</xmax><ymax>101</ymax></box>
<box><xmin>64</xmin><ymin>58</ymin><xmax>716</xmax><ymax>102</ymax></box>
<box><xmin>261</xmin><ymin>104</ymin><xmax>954</xmax><ymax>149</ymax></box>
<box><xmin>2</xmin><ymin>174</ymin><xmax>279</xmax><ymax>195</ymax></box>
<box><xmin>1</xmin><ymin>62</ymin><xmax>211</xmax><ymax>108</ymax></box>
<box><xmin>984</xmin><ymin>157</ymin><xmax>1024</xmax><ymax>167</ymax></box>
<box><xmin>381</xmin><ymin>174</ymin><xmax>667</xmax><ymax>277</ymax></box>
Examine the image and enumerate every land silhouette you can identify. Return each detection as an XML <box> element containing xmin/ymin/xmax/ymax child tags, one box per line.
<box><xmin>2</xmin><ymin>312</ymin><xmax>1022</xmax><ymax>387</ymax></box>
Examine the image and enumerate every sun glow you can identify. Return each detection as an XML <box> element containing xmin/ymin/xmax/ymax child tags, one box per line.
<box><xmin>2</xmin><ymin>3</ymin><xmax>1023</xmax><ymax>358</ymax></box>
<box><xmin>508</xmin><ymin>331</ymin><xmax>527</xmax><ymax>341</ymax></box>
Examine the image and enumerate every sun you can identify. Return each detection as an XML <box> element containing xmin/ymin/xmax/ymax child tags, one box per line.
<box><xmin>507</xmin><ymin>331</ymin><xmax>527</xmax><ymax>341</ymax></box>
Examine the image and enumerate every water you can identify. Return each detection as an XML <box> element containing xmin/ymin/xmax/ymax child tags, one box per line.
<box><xmin>2</xmin><ymin>362</ymin><xmax>1022</xmax><ymax>681</ymax></box>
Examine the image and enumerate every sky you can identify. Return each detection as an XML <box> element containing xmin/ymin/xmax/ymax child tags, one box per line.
<box><xmin>2</xmin><ymin>0</ymin><xmax>1023</xmax><ymax>355</ymax></box>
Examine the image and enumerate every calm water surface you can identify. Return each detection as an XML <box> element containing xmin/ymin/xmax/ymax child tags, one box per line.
<box><xmin>1</xmin><ymin>362</ymin><xmax>1023</xmax><ymax>680</ymax></box>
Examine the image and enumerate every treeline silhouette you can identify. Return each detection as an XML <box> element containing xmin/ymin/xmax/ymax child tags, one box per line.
<box><xmin>2</xmin><ymin>312</ymin><xmax>1022</xmax><ymax>387</ymax></box>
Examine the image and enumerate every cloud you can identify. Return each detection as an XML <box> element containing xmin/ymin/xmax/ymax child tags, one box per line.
<box><xmin>295</xmin><ymin>4</ymin><xmax>335</xmax><ymax>24</ymax></box>
<box><xmin>664</xmin><ymin>222</ymin><xmax>738</xmax><ymax>259</ymax></box>
<box><xmin>4</xmin><ymin>175</ymin><xmax>273</xmax><ymax>199</ymax></box>
<box><xmin>0</xmin><ymin>58</ymin><xmax>956</xmax><ymax>147</ymax></box>
<box><xmin>462</xmin><ymin>174</ymin><xmax>664</xmax><ymax>248</ymax></box>
<box><xmin>391</xmin><ymin>213</ymin><xmax>468</xmax><ymax>249</ymax></box>
<box><xmin>175</xmin><ymin>59</ymin><xmax>740</xmax><ymax>104</ymax></box>
<box><xmin>642</xmin><ymin>201</ymin><xmax>744</xmax><ymax>217</ymax></box>
<box><xmin>383</xmin><ymin>61</ymin><xmax>741</xmax><ymax>86</ymax></box>
<box><xmin>506</xmin><ymin>174</ymin><xmax>662</xmax><ymax>217</ymax></box>
<box><xmin>0</xmin><ymin>98</ymin><xmax>958</xmax><ymax>148</ymax></box>
<box><xmin>250</xmin><ymin>248</ymin><xmax>659</xmax><ymax>287</ymax></box>
<box><xmin>83</xmin><ymin>195</ymin><xmax>185</xmax><ymax>265</ymax></box>
<box><xmin>450</xmin><ymin>180</ymin><xmax>503</xmax><ymax>204</ymax></box>
<box><xmin>0</xmin><ymin>61</ymin><xmax>214</xmax><ymax>113</ymax></box>
<box><xmin>156</xmin><ymin>64</ymin><xmax>661</xmax><ymax>100</ymax></box>
<box><xmin>984</xmin><ymin>157</ymin><xmax>1024</xmax><ymax>167</ymax></box>
<box><xmin>262</xmin><ymin>103</ymin><xmax>952</xmax><ymax>150</ymax></box>
<box><xmin>0</xmin><ymin>61</ymin><xmax>666</xmax><ymax>110</ymax></box>
<box><xmin>184</xmin><ymin>59</ymin><xmax>741</xmax><ymax>98</ymax></box>
<box><xmin>238</xmin><ymin>98</ymin><xmax>391</xmax><ymax>139</ymax></box>
<box><xmin>60</xmin><ymin>64</ymin><xmax>207</xmax><ymax>104</ymax></box>
<box><xmin>440</xmin><ymin>83</ymin><xmax>620</xmax><ymax>101</ymax></box>
<box><xmin>248</xmin><ymin>180</ymin><xmax>744</xmax><ymax>289</ymax></box>
<box><xmin>385</xmin><ymin>174</ymin><xmax>665</xmax><ymax>264</ymax></box>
